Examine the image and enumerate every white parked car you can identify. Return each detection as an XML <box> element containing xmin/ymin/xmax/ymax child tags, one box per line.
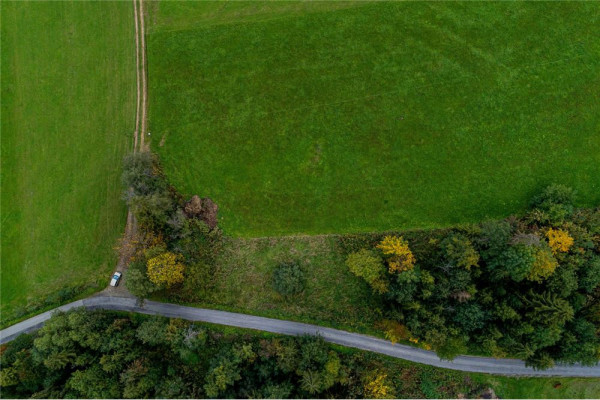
<box><xmin>110</xmin><ymin>272</ymin><xmax>122</xmax><ymax>287</ymax></box>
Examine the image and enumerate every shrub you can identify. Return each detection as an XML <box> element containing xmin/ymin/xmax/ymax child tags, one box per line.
<box><xmin>377</xmin><ymin>236</ymin><xmax>416</xmax><ymax>273</ymax></box>
<box><xmin>345</xmin><ymin>249</ymin><xmax>388</xmax><ymax>294</ymax></box>
<box><xmin>147</xmin><ymin>252</ymin><xmax>185</xmax><ymax>288</ymax></box>
<box><xmin>272</xmin><ymin>262</ymin><xmax>304</xmax><ymax>297</ymax></box>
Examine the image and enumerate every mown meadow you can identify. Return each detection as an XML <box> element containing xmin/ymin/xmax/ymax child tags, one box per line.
<box><xmin>147</xmin><ymin>1</ymin><xmax>600</xmax><ymax>237</ymax></box>
<box><xmin>1</xmin><ymin>1</ymin><xmax>136</xmax><ymax>320</ymax></box>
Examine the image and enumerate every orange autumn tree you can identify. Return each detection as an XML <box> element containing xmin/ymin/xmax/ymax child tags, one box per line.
<box><xmin>147</xmin><ymin>252</ymin><xmax>185</xmax><ymax>287</ymax></box>
<box><xmin>377</xmin><ymin>236</ymin><xmax>415</xmax><ymax>273</ymax></box>
<box><xmin>546</xmin><ymin>228</ymin><xmax>574</xmax><ymax>254</ymax></box>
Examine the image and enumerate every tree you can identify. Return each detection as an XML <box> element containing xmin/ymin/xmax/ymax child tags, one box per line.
<box><xmin>130</xmin><ymin>191</ymin><xmax>174</xmax><ymax>233</ymax></box>
<box><xmin>528</xmin><ymin>245</ymin><xmax>558</xmax><ymax>282</ymax></box>
<box><xmin>300</xmin><ymin>370</ymin><xmax>321</xmax><ymax>395</ymax></box>
<box><xmin>477</xmin><ymin>220</ymin><xmax>512</xmax><ymax>262</ymax></box>
<box><xmin>377</xmin><ymin>320</ymin><xmax>410</xmax><ymax>344</ymax></box>
<box><xmin>548</xmin><ymin>266</ymin><xmax>578</xmax><ymax>298</ymax></box>
<box><xmin>67</xmin><ymin>365</ymin><xmax>121</xmax><ymax>398</ymax></box>
<box><xmin>492</xmin><ymin>244</ymin><xmax>535</xmax><ymax>282</ymax></box>
<box><xmin>147</xmin><ymin>252</ymin><xmax>185</xmax><ymax>288</ymax></box>
<box><xmin>126</xmin><ymin>260</ymin><xmax>158</xmax><ymax>299</ymax></box>
<box><xmin>441</xmin><ymin>233</ymin><xmax>480</xmax><ymax>270</ymax></box>
<box><xmin>579</xmin><ymin>255</ymin><xmax>600</xmax><ymax>293</ymax></box>
<box><xmin>377</xmin><ymin>236</ymin><xmax>416</xmax><ymax>273</ymax></box>
<box><xmin>272</xmin><ymin>262</ymin><xmax>305</xmax><ymax>297</ymax></box>
<box><xmin>122</xmin><ymin>152</ymin><xmax>165</xmax><ymax>196</ymax></box>
<box><xmin>529</xmin><ymin>184</ymin><xmax>576</xmax><ymax>224</ymax></box>
<box><xmin>526</xmin><ymin>351</ymin><xmax>555</xmax><ymax>370</ymax></box>
<box><xmin>363</xmin><ymin>371</ymin><xmax>392</xmax><ymax>399</ymax></box>
<box><xmin>452</xmin><ymin>303</ymin><xmax>487</xmax><ymax>334</ymax></box>
<box><xmin>526</xmin><ymin>291</ymin><xmax>574</xmax><ymax>327</ymax></box>
<box><xmin>345</xmin><ymin>249</ymin><xmax>388</xmax><ymax>294</ymax></box>
<box><xmin>136</xmin><ymin>317</ymin><xmax>167</xmax><ymax>346</ymax></box>
<box><xmin>203</xmin><ymin>356</ymin><xmax>242</xmax><ymax>398</ymax></box>
<box><xmin>555</xmin><ymin>318</ymin><xmax>600</xmax><ymax>365</ymax></box>
<box><xmin>546</xmin><ymin>228</ymin><xmax>574</xmax><ymax>254</ymax></box>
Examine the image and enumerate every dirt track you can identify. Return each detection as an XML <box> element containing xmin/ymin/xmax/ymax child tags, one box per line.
<box><xmin>106</xmin><ymin>0</ymin><xmax>148</xmax><ymax>295</ymax></box>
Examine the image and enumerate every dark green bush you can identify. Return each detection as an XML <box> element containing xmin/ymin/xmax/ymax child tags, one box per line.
<box><xmin>272</xmin><ymin>262</ymin><xmax>305</xmax><ymax>297</ymax></box>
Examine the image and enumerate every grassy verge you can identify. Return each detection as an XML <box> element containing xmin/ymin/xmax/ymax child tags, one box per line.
<box><xmin>1</xmin><ymin>1</ymin><xmax>135</xmax><ymax>319</ymax></box>
<box><xmin>148</xmin><ymin>1</ymin><xmax>600</xmax><ymax>237</ymax></box>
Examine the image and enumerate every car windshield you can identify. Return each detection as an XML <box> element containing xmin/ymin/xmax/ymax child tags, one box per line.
<box><xmin>113</xmin><ymin>274</ymin><xmax>120</xmax><ymax>279</ymax></box>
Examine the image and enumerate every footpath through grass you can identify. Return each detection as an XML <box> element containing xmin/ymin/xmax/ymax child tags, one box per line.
<box><xmin>1</xmin><ymin>1</ymin><xmax>135</xmax><ymax>319</ymax></box>
<box><xmin>147</xmin><ymin>1</ymin><xmax>600</xmax><ymax>237</ymax></box>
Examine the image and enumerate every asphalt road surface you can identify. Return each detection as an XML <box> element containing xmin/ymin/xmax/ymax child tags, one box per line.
<box><xmin>2</xmin><ymin>295</ymin><xmax>599</xmax><ymax>377</ymax></box>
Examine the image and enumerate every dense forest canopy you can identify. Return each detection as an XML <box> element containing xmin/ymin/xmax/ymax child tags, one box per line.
<box><xmin>1</xmin><ymin>309</ymin><xmax>494</xmax><ymax>399</ymax></box>
<box><xmin>343</xmin><ymin>185</ymin><xmax>600</xmax><ymax>368</ymax></box>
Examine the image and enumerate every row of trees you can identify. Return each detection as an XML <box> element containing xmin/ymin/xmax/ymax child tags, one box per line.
<box><xmin>345</xmin><ymin>185</ymin><xmax>600</xmax><ymax>368</ymax></box>
<box><xmin>0</xmin><ymin>309</ymin><xmax>489</xmax><ymax>399</ymax></box>
<box><xmin>121</xmin><ymin>152</ymin><xmax>221</xmax><ymax>302</ymax></box>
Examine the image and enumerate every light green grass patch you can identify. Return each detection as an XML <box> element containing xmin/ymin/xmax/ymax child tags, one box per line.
<box><xmin>1</xmin><ymin>1</ymin><xmax>135</xmax><ymax>318</ymax></box>
<box><xmin>148</xmin><ymin>1</ymin><xmax>600</xmax><ymax>237</ymax></box>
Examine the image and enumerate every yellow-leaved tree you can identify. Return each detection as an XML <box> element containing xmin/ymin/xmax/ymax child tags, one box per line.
<box><xmin>545</xmin><ymin>228</ymin><xmax>574</xmax><ymax>254</ymax></box>
<box><xmin>377</xmin><ymin>236</ymin><xmax>415</xmax><ymax>273</ymax></box>
<box><xmin>528</xmin><ymin>246</ymin><xmax>558</xmax><ymax>283</ymax></box>
<box><xmin>364</xmin><ymin>371</ymin><xmax>392</xmax><ymax>399</ymax></box>
<box><xmin>147</xmin><ymin>252</ymin><xmax>185</xmax><ymax>287</ymax></box>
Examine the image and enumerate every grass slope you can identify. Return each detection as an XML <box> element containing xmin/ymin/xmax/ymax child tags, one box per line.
<box><xmin>177</xmin><ymin>236</ymin><xmax>383</xmax><ymax>334</ymax></box>
<box><xmin>148</xmin><ymin>1</ymin><xmax>600</xmax><ymax>237</ymax></box>
<box><xmin>1</xmin><ymin>1</ymin><xmax>135</xmax><ymax>318</ymax></box>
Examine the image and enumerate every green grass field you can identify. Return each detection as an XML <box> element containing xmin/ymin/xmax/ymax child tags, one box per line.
<box><xmin>1</xmin><ymin>1</ymin><xmax>135</xmax><ymax>318</ymax></box>
<box><xmin>478</xmin><ymin>376</ymin><xmax>600</xmax><ymax>399</ymax></box>
<box><xmin>148</xmin><ymin>1</ymin><xmax>600</xmax><ymax>237</ymax></box>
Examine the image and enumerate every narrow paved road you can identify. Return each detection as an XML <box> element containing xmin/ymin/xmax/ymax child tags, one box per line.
<box><xmin>1</xmin><ymin>296</ymin><xmax>599</xmax><ymax>377</ymax></box>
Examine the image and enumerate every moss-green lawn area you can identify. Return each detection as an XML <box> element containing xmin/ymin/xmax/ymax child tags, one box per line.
<box><xmin>1</xmin><ymin>1</ymin><xmax>135</xmax><ymax>318</ymax></box>
<box><xmin>147</xmin><ymin>1</ymin><xmax>600</xmax><ymax>237</ymax></box>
